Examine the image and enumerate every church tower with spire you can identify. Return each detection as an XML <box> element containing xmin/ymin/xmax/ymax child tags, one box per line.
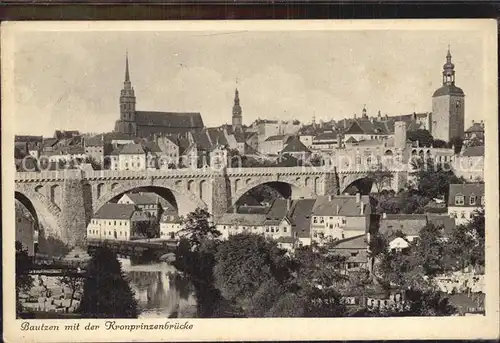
<box><xmin>115</xmin><ymin>52</ymin><xmax>137</xmax><ymax>137</ymax></box>
<box><xmin>431</xmin><ymin>47</ymin><xmax>465</xmax><ymax>142</ymax></box>
<box><xmin>232</xmin><ymin>88</ymin><xmax>242</xmax><ymax>131</ymax></box>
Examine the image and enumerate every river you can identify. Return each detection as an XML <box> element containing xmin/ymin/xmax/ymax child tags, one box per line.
<box><xmin>119</xmin><ymin>259</ymin><xmax>197</xmax><ymax>318</ymax></box>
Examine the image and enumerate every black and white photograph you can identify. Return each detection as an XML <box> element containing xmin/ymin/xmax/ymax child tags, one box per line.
<box><xmin>2</xmin><ymin>20</ymin><xmax>498</xmax><ymax>341</ymax></box>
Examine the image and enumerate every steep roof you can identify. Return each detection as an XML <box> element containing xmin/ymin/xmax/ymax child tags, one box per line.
<box><xmin>119</xmin><ymin>143</ymin><xmax>145</xmax><ymax>155</ymax></box>
<box><xmin>312</xmin><ymin>195</ymin><xmax>371</xmax><ymax>217</ymax></box>
<box><xmin>15</xmin><ymin>135</ymin><xmax>43</xmax><ymax>143</ymax></box>
<box><xmin>122</xmin><ymin>192</ymin><xmax>160</xmax><ymax>205</ymax></box>
<box><xmin>461</xmin><ymin>146</ymin><xmax>484</xmax><ymax>157</ymax></box>
<box><xmin>135</xmin><ymin>111</ymin><xmax>204</xmax><ymax>129</ymax></box>
<box><xmin>94</xmin><ymin>203</ymin><xmax>137</xmax><ymax>220</ymax></box>
<box><xmin>448</xmin><ymin>183</ymin><xmax>485</xmax><ymax>206</ymax></box>
<box><xmin>264</xmin><ymin>199</ymin><xmax>290</xmax><ymax>225</ymax></box>
<box><xmin>288</xmin><ymin>199</ymin><xmax>316</xmax><ymax>238</ymax></box>
<box><xmin>143</xmin><ymin>141</ymin><xmax>162</xmax><ymax>154</ymax></box>
<box><xmin>206</xmin><ymin>128</ymin><xmax>229</xmax><ymax>147</ymax></box>
<box><xmin>282</xmin><ymin>137</ymin><xmax>311</xmax><ymax>153</ymax></box>
<box><xmin>427</xmin><ymin>214</ymin><xmax>456</xmax><ymax>237</ymax></box>
<box><xmin>331</xmin><ymin>234</ymin><xmax>368</xmax><ymax>250</ymax></box>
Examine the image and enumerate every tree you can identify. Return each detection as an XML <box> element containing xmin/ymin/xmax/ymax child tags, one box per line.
<box><xmin>447</xmin><ymin>207</ymin><xmax>485</xmax><ymax>270</ymax></box>
<box><xmin>213</xmin><ymin>233</ymin><xmax>294</xmax><ymax>313</ymax></box>
<box><xmin>448</xmin><ymin>136</ymin><xmax>464</xmax><ymax>154</ymax></box>
<box><xmin>173</xmin><ymin>208</ymin><xmax>222</xmax><ymax>317</ymax></box>
<box><xmin>407</xmin><ymin>129</ymin><xmax>434</xmax><ymax>147</ymax></box>
<box><xmin>432</xmin><ymin>139</ymin><xmax>448</xmax><ymax>148</ymax></box>
<box><xmin>57</xmin><ymin>272</ymin><xmax>84</xmax><ymax>309</ymax></box>
<box><xmin>412</xmin><ymin>223</ymin><xmax>446</xmax><ymax>276</ymax></box>
<box><xmin>77</xmin><ymin>247</ymin><xmax>138</xmax><ymax>318</ymax></box>
<box><xmin>368</xmin><ymin>232</ymin><xmax>389</xmax><ymax>258</ymax></box>
<box><xmin>178</xmin><ymin>208</ymin><xmax>221</xmax><ymax>250</ymax></box>
<box><xmin>16</xmin><ymin>241</ymin><xmax>34</xmax><ymax>317</ymax></box>
<box><xmin>411</xmin><ymin>158</ymin><xmax>461</xmax><ymax>201</ymax></box>
<box><xmin>85</xmin><ymin>156</ymin><xmax>102</xmax><ymax>170</ymax></box>
<box><xmin>366</xmin><ymin>164</ymin><xmax>394</xmax><ymax>199</ymax></box>
<box><xmin>266</xmin><ymin>293</ymin><xmax>305</xmax><ymax>317</ymax></box>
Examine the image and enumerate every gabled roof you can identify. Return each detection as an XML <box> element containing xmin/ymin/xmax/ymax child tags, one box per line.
<box><xmin>122</xmin><ymin>192</ymin><xmax>160</xmax><ymax>205</ymax></box>
<box><xmin>312</xmin><ymin>195</ymin><xmax>371</xmax><ymax>217</ymax></box>
<box><xmin>119</xmin><ymin>143</ymin><xmax>145</xmax><ymax>155</ymax></box>
<box><xmin>93</xmin><ymin>203</ymin><xmax>137</xmax><ymax>220</ymax></box>
<box><xmin>288</xmin><ymin>199</ymin><xmax>316</xmax><ymax>238</ymax></box>
<box><xmin>345</xmin><ymin>136</ymin><xmax>358</xmax><ymax>143</ymax></box>
<box><xmin>135</xmin><ymin>111</ymin><xmax>204</xmax><ymax>129</ymax></box>
<box><xmin>192</xmin><ymin>131</ymin><xmax>212</xmax><ymax>151</ymax></box>
<box><xmin>264</xmin><ymin>199</ymin><xmax>290</xmax><ymax>225</ymax></box>
<box><xmin>281</xmin><ymin>137</ymin><xmax>311</xmax><ymax>153</ymax></box>
<box><xmin>206</xmin><ymin>128</ymin><xmax>229</xmax><ymax>147</ymax></box>
<box><xmin>448</xmin><ymin>183</ymin><xmax>485</xmax><ymax>206</ymax></box>
<box><xmin>461</xmin><ymin>146</ymin><xmax>484</xmax><ymax>157</ymax></box>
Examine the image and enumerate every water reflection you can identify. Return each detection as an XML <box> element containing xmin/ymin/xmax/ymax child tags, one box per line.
<box><xmin>120</xmin><ymin>259</ymin><xmax>197</xmax><ymax>318</ymax></box>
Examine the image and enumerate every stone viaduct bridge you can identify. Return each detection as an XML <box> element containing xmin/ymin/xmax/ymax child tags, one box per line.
<box><xmin>14</xmin><ymin>165</ymin><xmax>407</xmax><ymax>246</ymax></box>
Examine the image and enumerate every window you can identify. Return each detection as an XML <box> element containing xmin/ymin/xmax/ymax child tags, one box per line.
<box><xmin>351</xmin><ymin>252</ymin><xmax>358</xmax><ymax>257</ymax></box>
<box><xmin>114</xmin><ymin>221</ymin><xmax>116</xmax><ymax>225</ymax></box>
<box><xmin>266</xmin><ymin>227</ymin><xmax>269</xmax><ymax>233</ymax></box>
<box><xmin>461</xmin><ymin>212</ymin><xmax>466</xmax><ymax>219</ymax></box>
<box><xmin>283</xmin><ymin>227</ymin><xmax>287</xmax><ymax>233</ymax></box>
<box><xmin>329</xmin><ymin>224</ymin><xmax>333</xmax><ymax>229</ymax></box>
<box><xmin>342</xmin><ymin>218</ymin><xmax>346</xmax><ymax>225</ymax></box>
<box><xmin>320</xmin><ymin>217</ymin><xmax>325</xmax><ymax>224</ymax></box>
<box><xmin>470</xmin><ymin>195</ymin><xmax>476</xmax><ymax>206</ymax></box>
<box><xmin>313</xmin><ymin>217</ymin><xmax>317</xmax><ymax>224</ymax></box>
<box><xmin>455</xmin><ymin>195</ymin><xmax>465</xmax><ymax>205</ymax></box>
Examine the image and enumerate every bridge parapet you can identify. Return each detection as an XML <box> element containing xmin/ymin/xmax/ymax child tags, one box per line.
<box><xmin>15</xmin><ymin>170</ymin><xmax>83</xmax><ymax>182</ymax></box>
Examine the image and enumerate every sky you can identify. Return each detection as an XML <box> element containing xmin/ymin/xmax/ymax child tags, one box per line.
<box><xmin>9</xmin><ymin>26</ymin><xmax>488</xmax><ymax>136</ymax></box>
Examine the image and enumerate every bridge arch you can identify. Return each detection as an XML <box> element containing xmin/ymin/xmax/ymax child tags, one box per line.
<box><xmin>14</xmin><ymin>189</ymin><xmax>62</xmax><ymax>240</ymax></box>
<box><xmin>93</xmin><ymin>180</ymin><xmax>207</xmax><ymax>217</ymax></box>
<box><xmin>232</xmin><ymin>179</ymin><xmax>316</xmax><ymax>207</ymax></box>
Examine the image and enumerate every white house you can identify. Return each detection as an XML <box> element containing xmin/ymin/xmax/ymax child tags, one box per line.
<box><xmin>117</xmin><ymin>143</ymin><xmax>146</xmax><ymax>171</ymax></box>
<box><xmin>159</xmin><ymin>212</ymin><xmax>184</xmax><ymax>239</ymax></box>
<box><xmin>310</xmin><ymin>194</ymin><xmax>372</xmax><ymax>244</ymax></box>
<box><xmin>87</xmin><ymin>203</ymin><xmax>149</xmax><ymax>241</ymax></box>
<box><xmin>448</xmin><ymin>183</ymin><xmax>484</xmax><ymax>225</ymax></box>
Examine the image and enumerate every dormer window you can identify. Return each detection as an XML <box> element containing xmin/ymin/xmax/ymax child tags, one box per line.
<box><xmin>455</xmin><ymin>194</ymin><xmax>465</xmax><ymax>206</ymax></box>
<box><xmin>470</xmin><ymin>194</ymin><xmax>476</xmax><ymax>206</ymax></box>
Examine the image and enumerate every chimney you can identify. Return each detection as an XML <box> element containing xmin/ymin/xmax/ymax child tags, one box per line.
<box><xmin>472</xmin><ymin>120</ymin><xmax>475</xmax><ymax>124</ymax></box>
<box><xmin>382</xmin><ymin>212</ymin><xmax>387</xmax><ymax>219</ymax></box>
<box><xmin>286</xmin><ymin>198</ymin><xmax>291</xmax><ymax>211</ymax></box>
<box><xmin>355</xmin><ymin>192</ymin><xmax>361</xmax><ymax>203</ymax></box>
<box><xmin>360</xmin><ymin>203</ymin><xmax>364</xmax><ymax>215</ymax></box>
<box><xmin>336</xmin><ymin>204</ymin><xmax>340</xmax><ymax>214</ymax></box>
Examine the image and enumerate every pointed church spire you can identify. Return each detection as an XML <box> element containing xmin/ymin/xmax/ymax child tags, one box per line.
<box><xmin>232</xmin><ymin>83</ymin><xmax>242</xmax><ymax>131</ymax></box>
<box><xmin>125</xmin><ymin>51</ymin><xmax>130</xmax><ymax>82</ymax></box>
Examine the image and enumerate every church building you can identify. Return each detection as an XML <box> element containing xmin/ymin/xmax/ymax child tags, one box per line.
<box><xmin>114</xmin><ymin>54</ymin><xmax>205</xmax><ymax>138</ymax></box>
<box><xmin>431</xmin><ymin>48</ymin><xmax>466</xmax><ymax>142</ymax></box>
